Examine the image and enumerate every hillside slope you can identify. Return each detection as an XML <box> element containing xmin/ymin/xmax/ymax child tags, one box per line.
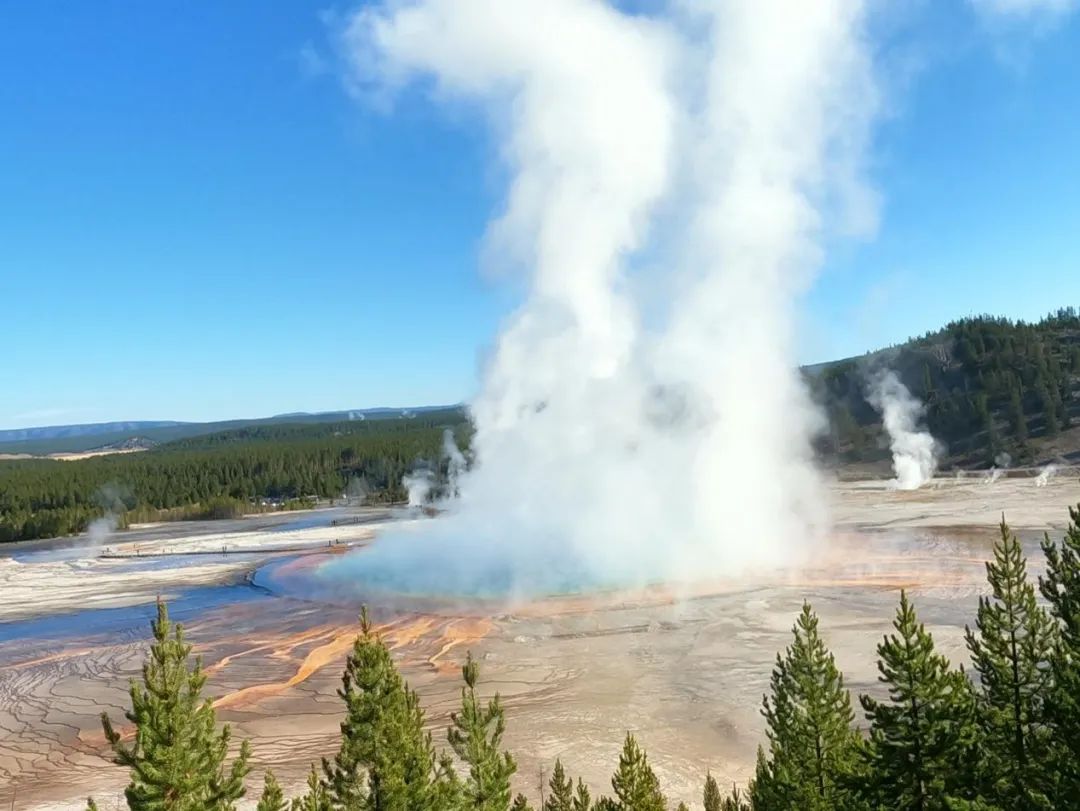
<box><xmin>0</xmin><ymin>406</ymin><xmax>462</xmax><ymax>456</ymax></box>
<box><xmin>813</xmin><ymin>308</ymin><xmax>1080</xmax><ymax>469</ymax></box>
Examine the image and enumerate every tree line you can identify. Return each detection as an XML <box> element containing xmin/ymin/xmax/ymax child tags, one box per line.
<box><xmin>87</xmin><ymin>502</ymin><xmax>1080</xmax><ymax>810</ymax></box>
<box><xmin>817</xmin><ymin>308</ymin><xmax>1080</xmax><ymax>465</ymax></box>
<box><xmin>0</xmin><ymin>414</ymin><xmax>469</xmax><ymax>543</ymax></box>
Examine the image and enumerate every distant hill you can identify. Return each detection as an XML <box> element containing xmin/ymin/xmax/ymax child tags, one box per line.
<box><xmin>0</xmin><ymin>406</ymin><xmax>463</xmax><ymax>456</ymax></box>
<box><xmin>813</xmin><ymin>308</ymin><xmax>1080</xmax><ymax>469</ymax></box>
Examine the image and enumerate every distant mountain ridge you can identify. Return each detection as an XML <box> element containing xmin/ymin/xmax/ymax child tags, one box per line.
<box><xmin>0</xmin><ymin>406</ymin><xmax>462</xmax><ymax>456</ymax></box>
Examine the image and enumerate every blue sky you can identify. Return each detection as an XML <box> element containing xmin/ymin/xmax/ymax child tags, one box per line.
<box><xmin>1</xmin><ymin>1</ymin><xmax>1078</xmax><ymax>428</ymax></box>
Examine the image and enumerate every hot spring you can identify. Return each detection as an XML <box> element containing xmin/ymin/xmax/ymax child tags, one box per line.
<box><xmin>253</xmin><ymin>518</ymin><xmax>679</xmax><ymax>610</ymax></box>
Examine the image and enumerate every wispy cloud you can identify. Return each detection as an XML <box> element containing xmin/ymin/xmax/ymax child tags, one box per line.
<box><xmin>297</xmin><ymin>41</ymin><xmax>330</xmax><ymax>78</ymax></box>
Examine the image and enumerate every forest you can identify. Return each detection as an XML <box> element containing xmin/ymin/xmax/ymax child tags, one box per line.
<box><xmin>4</xmin><ymin>309</ymin><xmax>1079</xmax><ymax>543</ymax></box>
<box><xmin>0</xmin><ymin>411</ymin><xmax>468</xmax><ymax>543</ymax></box>
<box><xmin>88</xmin><ymin>503</ymin><xmax>1080</xmax><ymax>810</ymax></box>
<box><xmin>815</xmin><ymin>308</ymin><xmax>1080</xmax><ymax>466</ymax></box>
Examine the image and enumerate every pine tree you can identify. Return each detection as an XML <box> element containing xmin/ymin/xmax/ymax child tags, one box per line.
<box><xmin>750</xmin><ymin>604</ymin><xmax>861</xmax><ymax>811</ymax></box>
<box><xmin>572</xmin><ymin>778</ymin><xmax>592</xmax><ymax>811</ymax></box>
<box><xmin>545</xmin><ymin>760</ymin><xmax>575</xmax><ymax>811</ymax></box>
<box><xmin>608</xmin><ymin>734</ymin><xmax>665</xmax><ymax>811</ymax></box>
<box><xmin>1038</xmin><ymin>381</ymin><xmax>1059</xmax><ymax>437</ymax></box>
<box><xmin>858</xmin><ymin>591</ymin><xmax>981</xmax><ymax>810</ymax></box>
<box><xmin>257</xmin><ymin>772</ymin><xmax>288</xmax><ymax>811</ymax></box>
<box><xmin>966</xmin><ymin>519</ymin><xmax>1056</xmax><ymax>808</ymax></box>
<box><xmin>1010</xmin><ymin>386</ymin><xmax>1028</xmax><ymax>443</ymax></box>
<box><xmin>448</xmin><ymin>651</ymin><xmax>516</xmax><ymax>811</ymax></box>
<box><xmin>93</xmin><ymin>600</ymin><xmax>251</xmax><ymax>811</ymax></box>
<box><xmin>720</xmin><ymin>787</ymin><xmax>750</xmax><ymax>811</ymax></box>
<box><xmin>512</xmin><ymin>795</ymin><xmax>535</xmax><ymax>811</ymax></box>
<box><xmin>322</xmin><ymin>607</ymin><xmax>439</xmax><ymax>810</ymax></box>
<box><xmin>703</xmin><ymin>773</ymin><xmax>722</xmax><ymax>811</ymax></box>
<box><xmin>985</xmin><ymin>411</ymin><xmax>1001</xmax><ymax>460</ymax></box>
<box><xmin>291</xmin><ymin>765</ymin><xmax>331</xmax><ymax>811</ymax></box>
<box><xmin>1040</xmin><ymin>504</ymin><xmax>1080</xmax><ymax>804</ymax></box>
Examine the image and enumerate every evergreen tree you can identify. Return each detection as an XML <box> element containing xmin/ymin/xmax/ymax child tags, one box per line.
<box><xmin>449</xmin><ymin>652</ymin><xmax>517</xmax><ymax>811</ymax></box>
<box><xmin>720</xmin><ymin>787</ymin><xmax>750</xmax><ymax>811</ymax></box>
<box><xmin>545</xmin><ymin>760</ymin><xmax>575</xmax><ymax>811</ymax></box>
<box><xmin>858</xmin><ymin>592</ymin><xmax>981</xmax><ymax>810</ymax></box>
<box><xmin>1010</xmin><ymin>386</ymin><xmax>1028</xmax><ymax>443</ymax></box>
<box><xmin>966</xmin><ymin>520</ymin><xmax>1056</xmax><ymax>808</ymax></box>
<box><xmin>572</xmin><ymin>779</ymin><xmax>592</xmax><ymax>811</ymax></box>
<box><xmin>93</xmin><ymin>600</ymin><xmax>251</xmax><ymax>811</ymax></box>
<box><xmin>985</xmin><ymin>411</ymin><xmax>1001</xmax><ymax>460</ymax></box>
<box><xmin>292</xmin><ymin>765</ymin><xmax>331</xmax><ymax>811</ymax></box>
<box><xmin>750</xmin><ymin>604</ymin><xmax>860</xmax><ymax>811</ymax></box>
<box><xmin>257</xmin><ymin>772</ymin><xmax>288</xmax><ymax>811</ymax></box>
<box><xmin>1038</xmin><ymin>381</ymin><xmax>1059</xmax><ymax>437</ymax></box>
<box><xmin>608</xmin><ymin>734</ymin><xmax>665</xmax><ymax>811</ymax></box>
<box><xmin>322</xmin><ymin>607</ymin><xmax>439</xmax><ymax>811</ymax></box>
<box><xmin>512</xmin><ymin>795</ymin><xmax>535</xmax><ymax>811</ymax></box>
<box><xmin>1040</xmin><ymin>505</ymin><xmax>1080</xmax><ymax>805</ymax></box>
<box><xmin>703</xmin><ymin>773</ymin><xmax>722</xmax><ymax>811</ymax></box>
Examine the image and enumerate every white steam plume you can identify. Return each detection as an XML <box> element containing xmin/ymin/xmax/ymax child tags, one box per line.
<box><xmin>403</xmin><ymin>470</ymin><xmax>434</xmax><ymax>507</ymax></box>
<box><xmin>337</xmin><ymin>0</ymin><xmax>881</xmax><ymax>597</ymax></box>
<box><xmin>867</xmin><ymin>370</ymin><xmax>940</xmax><ymax>490</ymax></box>
<box><xmin>87</xmin><ymin>513</ymin><xmax>118</xmax><ymax>546</ymax></box>
<box><xmin>442</xmin><ymin>429</ymin><xmax>467</xmax><ymax>497</ymax></box>
<box><xmin>984</xmin><ymin>451</ymin><xmax>1012</xmax><ymax>485</ymax></box>
<box><xmin>1036</xmin><ymin>464</ymin><xmax>1058</xmax><ymax>487</ymax></box>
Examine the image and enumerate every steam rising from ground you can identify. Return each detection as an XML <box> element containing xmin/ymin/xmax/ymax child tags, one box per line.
<box><xmin>867</xmin><ymin>371</ymin><xmax>940</xmax><ymax>490</ymax></box>
<box><xmin>1036</xmin><ymin>464</ymin><xmax>1058</xmax><ymax>487</ymax></box>
<box><xmin>327</xmin><ymin>0</ymin><xmax>882</xmax><ymax>598</ymax></box>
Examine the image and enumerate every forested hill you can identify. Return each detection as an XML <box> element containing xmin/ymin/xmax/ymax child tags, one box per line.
<box><xmin>0</xmin><ymin>405</ymin><xmax>462</xmax><ymax>456</ymax></box>
<box><xmin>0</xmin><ymin>411</ymin><xmax>469</xmax><ymax>543</ymax></box>
<box><xmin>813</xmin><ymin>308</ymin><xmax>1080</xmax><ymax>467</ymax></box>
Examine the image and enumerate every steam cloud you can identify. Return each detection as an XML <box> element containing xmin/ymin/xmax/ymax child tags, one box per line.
<box><xmin>331</xmin><ymin>0</ymin><xmax>883</xmax><ymax>598</ymax></box>
<box><xmin>1036</xmin><ymin>464</ymin><xmax>1058</xmax><ymax>487</ymax></box>
<box><xmin>867</xmin><ymin>370</ymin><xmax>940</xmax><ymax>491</ymax></box>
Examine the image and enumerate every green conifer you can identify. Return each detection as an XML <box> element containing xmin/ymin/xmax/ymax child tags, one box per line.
<box><xmin>94</xmin><ymin>600</ymin><xmax>251</xmax><ymax>811</ymax></box>
<box><xmin>1010</xmin><ymin>386</ymin><xmax>1028</xmax><ymax>443</ymax></box>
<box><xmin>545</xmin><ymin>759</ymin><xmax>575</xmax><ymax>811</ymax></box>
<box><xmin>448</xmin><ymin>651</ymin><xmax>517</xmax><ymax>811</ymax></box>
<box><xmin>859</xmin><ymin>591</ymin><xmax>981</xmax><ymax>809</ymax></box>
<box><xmin>1040</xmin><ymin>505</ymin><xmax>1080</xmax><ymax>803</ymax></box>
<box><xmin>608</xmin><ymin>734</ymin><xmax>665</xmax><ymax>811</ymax></box>
<box><xmin>572</xmin><ymin>779</ymin><xmax>592</xmax><ymax>811</ymax></box>
<box><xmin>1038</xmin><ymin>381</ymin><xmax>1059</xmax><ymax>437</ymax></box>
<box><xmin>703</xmin><ymin>773</ymin><xmax>722</xmax><ymax>811</ymax></box>
<box><xmin>750</xmin><ymin>604</ymin><xmax>860</xmax><ymax>811</ymax></box>
<box><xmin>322</xmin><ymin>607</ymin><xmax>439</xmax><ymax>810</ymax></box>
<box><xmin>720</xmin><ymin>786</ymin><xmax>750</xmax><ymax>811</ymax></box>
<box><xmin>291</xmin><ymin>764</ymin><xmax>331</xmax><ymax>811</ymax></box>
<box><xmin>257</xmin><ymin>772</ymin><xmax>288</xmax><ymax>811</ymax></box>
<box><xmin>512</xmin><ymin>794</ymin><xmax>535</xmax><ymax>811</ymax></box>
<box><xmin>966</xmin><ymin>519</ymin><xmax>1056</xmax><ymax>808</ymax></box>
